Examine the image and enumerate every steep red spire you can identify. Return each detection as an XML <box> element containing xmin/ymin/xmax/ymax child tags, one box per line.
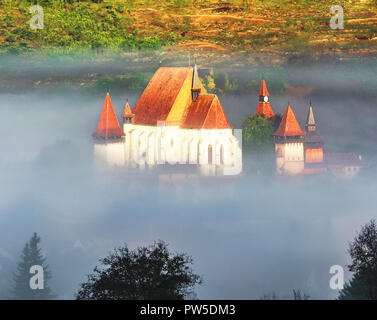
<box><xmin>123</xmin><ymin>100</ymin><xmax>134</xmax><ymax>118</ymax></box>
<box><xmin>255</xmin><ymin>80</ymin><xmax>274</xmax><ymax>119</ymax></box>
<box><xmin>93</xmin><ymin>93</ymin><xmax>124</xmax><ymax>138</ymax></box>
<box><xmin>255</xmin><ymin>102</ymin><xmax>274</xmax><ymax>119</ymax></box>
<box><xmin>273</xmin><ymin>105</ymin><xmax>304</xmax><ymax>137</ymax></box>
<box><xmin>259</xmin><ymin>79</ymin><xmax>269</xmax><ymax>96</ymax></box>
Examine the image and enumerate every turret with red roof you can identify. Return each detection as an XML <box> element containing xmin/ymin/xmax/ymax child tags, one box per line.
<box><xmin>255</xmin><ymin>80</ymin><xmax>275</xmax><ymax>119</ymax></box>
<box><xmin>273</xmin><ymin>104</ymin><xmax>305</xmax><ymax>175</ymax></box>
<box><xmin>93</xmin><ymin>93</ymin><xmax>125</xmax><ymax>139</ymax></box>
<box><xmin>122</xmin><ymin>100</ymin><xmax>134</xmax><ymax>124</ymax></box>
<box><xmin>273</xmin><ymin>105</ymin><xmax>304</xmax><ymax>139</ymax></box>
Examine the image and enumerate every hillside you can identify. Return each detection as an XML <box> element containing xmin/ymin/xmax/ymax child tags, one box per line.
<box><xmin>1</xmin><ymin>0</ymin><xmax>377</xmax><ymax>65</ymax></box>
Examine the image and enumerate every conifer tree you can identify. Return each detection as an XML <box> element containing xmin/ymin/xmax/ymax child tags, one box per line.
<box><xmin>11</xmin><ymin>233</ymin><xmax>56</xmax><ymax>300</ymax></box>
<box><xmin>338</xmin><ymin>274</ymin><xmax>369</xmax><ymax>300</ymax></box>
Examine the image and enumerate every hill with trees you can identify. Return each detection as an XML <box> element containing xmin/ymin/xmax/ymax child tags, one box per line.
<box><xmin>1</xmin><ymin>0</ymin><xmax>377</xmax><ymax>64</ymax></box>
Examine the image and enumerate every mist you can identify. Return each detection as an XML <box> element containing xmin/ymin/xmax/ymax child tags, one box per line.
<box><xmin>0</xmin><ymin>55</ymin><xmax>377</xmax><ymax>300</ymax></box>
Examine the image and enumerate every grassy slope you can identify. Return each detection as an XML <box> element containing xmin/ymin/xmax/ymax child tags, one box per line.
<box><xmin>1</xmin><ymin>0</ymin><xmax>377</xmax><ymax>93</ymax></box>
<box><xmin>0</xmin><ymin>0</ymin><xmax>377</xmax><ymax>61</ymax></box>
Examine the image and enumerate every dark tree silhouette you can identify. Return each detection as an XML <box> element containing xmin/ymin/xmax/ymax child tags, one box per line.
<box><xmin>11</xmin><ymin>232</ymin><xmax>55</xmax><ymax>300</ymax></box>
<box><xmin>338</xmin><ymin>273</ymin><xmax>369</xmax><ymax>300</ymax></box>
<box><xmin>76</xmin><ymin>241</ymin><xmax>202</xmax><ymax>300</ymax></box>
<box><xmin>260</xmin><ymin>289</ymin><xmax>310</xmax><ymax>300</ymax></box>
<box><xmin>339</xmin><ymin>220</ymin><xmax>377</xmax><ymax>300</ymax></box>
<box><xmin>292</xmin><ymin>289</ymin><xmax>310</xmax><ymax>300</ymax></box>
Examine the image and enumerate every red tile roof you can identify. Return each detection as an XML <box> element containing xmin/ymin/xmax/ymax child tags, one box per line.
<box><xmin>274</xmin><ymin>105</ymin><xmax>304</xmax><ymax>137</ymax></box>
<box><xmin>255</xmin><ymin>101</ymin><xmax>275</xmax><ymax>119</ymax></box>
<box><xmin>181</xmin><ymin>95</ymin><xmax>232</xmax><ymax>129</ymax></box>
<box><xmin>123</xmin><ymin>101</ymin><xmax>133</xmax><ymax>118</ymax></box>
<box><xmin>132</xmin><ymin>67</ymin><xmax>192</xmax><ymax>126</ymax></box>
<box><xmin>259</xmin><ymin>80</ymin><xmax>269</xmax><ymax>96</ymax></box>
<box><xmin>93</xmin><ymin>93</ymin><xmax>124</xmax><ymax>138</ymax></box>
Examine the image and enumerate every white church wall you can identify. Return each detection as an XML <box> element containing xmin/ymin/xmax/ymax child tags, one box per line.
<box><xmin>95</xmin><ymin>123</ymin><xmax>242</xmax><ymax>176</ymax></box>
<box><xmin>188</xmin><ymin>136</ymin><xmax>200</xmax><ymax>164</ymax></box>
<box><xmin>284</xmin><ymin>143</ymin><xmax>304</xmax><ymax>162</ymax></box>
<box><xmin>94</xmin><ymin>141</ymin><xmax>125</xmax><ymax>167</ymax></box>
<box><xmin>275</xmin><ymin>142</ymin><xmax>304</xmax><ymax>175</ymax></box>
<box><xmin>224</xmin><ymin>133</ymin><xmax>242</xmax><ymax>176</ymax></box>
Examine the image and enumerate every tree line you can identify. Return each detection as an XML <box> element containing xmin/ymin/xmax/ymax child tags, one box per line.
<box><xmin>6</xmin><ymin>219</ymin><xmax>377</xmax><ymax>299</ymax></box>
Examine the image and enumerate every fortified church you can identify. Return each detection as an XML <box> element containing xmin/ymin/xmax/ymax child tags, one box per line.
<box><xmin>93</xmin><ymin>65</ymin><xmax>242</xmax><ymax>176</ymax></box>
<box><xmin>92</xmin><ymin>66</ymin><xmax>362</xmax><ymax>177</ymax></box>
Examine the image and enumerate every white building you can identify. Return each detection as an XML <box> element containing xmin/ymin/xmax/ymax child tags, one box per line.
<box><xmin>272</xmin><ymin>103</ymin><xmax>363</xmax><ymax>177</ymax></box>
<box><xmin>93</xmin><ymin>66</ymin><xmax>242</xmax><ymax>176</ymax></box>
<box><xmin>273</xmin><ymin>105</ymin><xmax>306</xmax><ymax>175</ymax></box>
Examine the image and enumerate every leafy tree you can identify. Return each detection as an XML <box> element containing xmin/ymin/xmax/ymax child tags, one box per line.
<box><xmin>242</xmin><ymin>114</ymin><xmax>276</xmax><ymax>174</ymax></box>
<box><xmin>338</xmin><ymin>220</ymin><xmax>377</xmax><ymax>300</ymax></box>
<box><xmin>11</xmin><ymin>232</ymin><xmax>55</xmax><ymax>300</ymax></box>
<box><xmin>213</xmin><ymin>71</ymin><xmax>239</xmax><ymax>93</ymax></box>
<box><xmin>76</xmin><ymin>241</ymin><xmax>202</xmax><ymax>300</ymax></box>
<box><xmin>202</xmin><ymin>69</ymin><xmax>216</xmax><ymax>92</ymax></box>
<box><xmin>242</xmin><ymin>114</ymin><xmax>274</xmax><ymax>150</ymax></box>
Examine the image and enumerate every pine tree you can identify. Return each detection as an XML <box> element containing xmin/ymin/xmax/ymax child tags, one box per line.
<box><xmin>11</xmin><ymin>233</ymin><xmax>56</xmax><ymax>300</ymax></box>
<box><xmin>338</xmin><ymin>274</ymin><xmax>369</xmax><ymax>300</ymax></box>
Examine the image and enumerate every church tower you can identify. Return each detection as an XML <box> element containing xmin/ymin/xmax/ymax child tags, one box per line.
<box><xmin>273</xmin><ymin>105</ymin><xmax>305</xmax><ymax>175</ymax></box>
<box><xmin>191</xmin><ymin>64</ymin><xmax>201</xmax><ymax>102</ymax></box>
<box><xmin>122</xmin><ymin>100</ymin><xmax>134</xmax><ymax>125</ymax></box>
<box><xmin>304</xmin><ymin>103</ymin><xmax>323</xmax><ymax>163</ymax></box>
<box><xmin>255</xmin><ymin>80</ymin><xmax>275</xmax><ymax>119</ymax></box>
<box><xmin>93</xmin><ymin>92</ymin><xmax>125</xmax><ymax>166</ymax></box>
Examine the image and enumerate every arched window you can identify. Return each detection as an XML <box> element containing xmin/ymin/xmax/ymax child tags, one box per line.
<box><xmin>208</xmin><ymin>144</ymin><xmax>213</xmax><ymax>165</ymax></box>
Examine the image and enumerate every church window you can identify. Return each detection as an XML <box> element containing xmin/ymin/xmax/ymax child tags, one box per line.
<box><xmin>208</xmin><ymin>145</ymin><xmax>213</xmax><ymax>164</ymax></box>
